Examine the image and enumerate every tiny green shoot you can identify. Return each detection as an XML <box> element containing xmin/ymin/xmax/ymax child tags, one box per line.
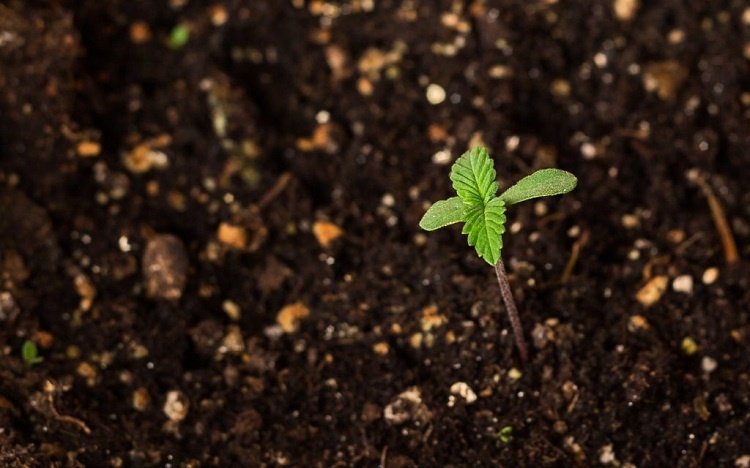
<box><xmin>420</xmin><ymin>146</ymin><xmax>577</xmax><ymax>364</ymax></box>
<box><xmin>21</xmin><ymin>340</ymin><xmax>43</xmax><ymax>366</ymax></box>
<box><xmin>168</xmin><ymin>23</ymin><xmax>190</xmax><ymax>49</ymax></box>
<box><xmin>496</xmin><ymin>426</ymin><xmax>514</xmax><ymax>444</ymax></box>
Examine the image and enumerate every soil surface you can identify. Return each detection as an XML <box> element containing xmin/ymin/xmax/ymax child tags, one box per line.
<box><xmin>2</xmin><ymin>0</ymin><xmax>750</xmax><ymax>466</ymax></box>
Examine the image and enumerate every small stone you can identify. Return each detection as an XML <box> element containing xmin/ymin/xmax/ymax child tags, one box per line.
<box><xmin>642</xmin><ymin>61</ymin><xmax>688</xmax><ymax>101</ymax></box>
<box><xmin>508</xmin><ymin>368</ymin><xmax>522</xmax><ymax>380</ymax></box>
<box><xmin>636</xmin><ymin>275</ymin><xmax>668</xmax><ymax>307</ymax></box>
<box><xmin>276</xmin><ymin>302</ymin><xmax>310</xmax><ymax>333</ymax></box>
<box><xmin>742</xmin><ymin>8</ymin><xmax>750</xmax><ymax>26</ymax></box>
<box><xmin>217</xmin><ymin>222</ymin><xmax>248</xmax><ymax>249</ymax></box>
<box><xmin>383</xmin><ymin>387</ymin><xmax>432</xmax><ymax>425</ymax></box>
<box><xmin>73</xmin><ymin>272</ymin><xmax>96</xmax><ymax>311</ymax></box>
<box><xmin>142</xmin><ymin>234</ymin><xmax>189</xmax><ymax>301</ymax></box>
<box><xmin>613</xmin><ymin>0</ymin><xmax>638</xmax><ymax>21</ymax></box>
<box><xmin>208</xmin><ymin>5</ymin><xmax>228</xmax><ymax>26</ymax></box>
<box><xmin>702</xmin><ymin>267</ymin><xmax>719</xmax><ymax>285</ymax></box>
<box><xmin>133</xmin><ymin>387</ymin><xmax>151</xmax><ymax>411</ymax></box>
<box><xmin>420</xmin><ymin>304</ymin><xmax>446</xmax><ymax>331</ymax></box>
<box><xmin>672</xmin><ymin>275</ymin><xmax>693</xmax><ymax>294</ymax></box>
<box><xmin>35</xmin><ymin>331</ymin><xmax>54</xmax><ymax>349</ymax></box>
<box><xmin>219</xmin><ymin>325</ymin><xmax>245</xmax><ymax>355</ymax></box>
<box><xmin>373</xmin><ymin>341</ymin><xmax>389</xmax><ymax>356</ymax></box>
<box><xmin>222</xmin><ymin>300</ymin><xmax>241</xmax><ymax>321</ymax></box>
<box><xmin>736</xmin><ymin>455</ymin><xmax>750</xmax><ymax>468</ymax></box>
<box><xmin>621</xmin><ymin>213</ymin><xmax>639</xmax><ymax>229</ymax></box>
<box><xmin>627</xmin><ymin>315</ymin><xmax>650</xmax><ymax>333</ymax></box>
<box><xmin>431</xmin><ymin>149</ymin><xmax>452</xmax><ymax>165</ymax></box>
<box><xmin>701</xmin><ymin>356</ymin><xmax>718</xmax><ymax>374</ymax></box>
<box><xmin>599</xmin><ymin>444</ymin><xmax>616</xmax><ymax>464</ymax></box>
<box><xmin>681</xmin><ymin>337</ymin><xmax>699</xmax><ymax>355</ymax></box>
<box><xmin>426</xmin><ymin>83</ymin><xmax>446</xmax><ymax>105</ymax></box>
<box><xmin>76</xmin><ymin>361</ymin><xmax>98</xmax><ymax>387</ymax></box>
<box><xmin>550</xmin><ymin>78</ymin><xmax>571</xmax><ymax>97</ymax></box>
<box><xmin>76</xmin><ymin>141</ymin><xmax>101</xmax><ymax>157</ymax></box>
<box><xmin>449</xmin><ymin>382</ymin><xmax>477</xmax><ymax>404</ymax></box>
<box><xmin>130</xmin><ymin>20</ymin><xmax>152</xmax><ymax>44</ymax></box>
<box><xmin>312</xmin><ymin>221</ymin><xmax>343</xmax><ymax>248</ymax></box>
<box><xmin>123</xmin><ymin>144</ymin><xmax>169</xmax><ymax>173</ymax></box>
<box><xmin>163</xmin><ymin>390</ymin><xmax>189</xmax><ymax>422</ymax></box>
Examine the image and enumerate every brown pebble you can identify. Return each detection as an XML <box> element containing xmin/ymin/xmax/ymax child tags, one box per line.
<box><xmin>636</xmin><ymin>275</ymin><xmax>668</xmax><ymax>307</ymax></box>
<box><xmin>276</xmin><ymin>302</ymin><xmax>310</xmax><ymax>333</ymax></box>
<box><xmin>217</xmin><ymin>222</ymin><xmax>248</xmax><ymax>249</ymax></box>
<box><xmin>76</xmin><ymin>141</ymin><xmax>101</xmax><ymax>157</ymax></box>
<box><xmin>130</xmin><ymin>20</ymin><xmax>152</xmax><ymax>44</ymax></box>
<box><xmin>312</xmin><ymin>221</ymin><xmax>343</xmax><ymax>248</ymax></box>
<box><xmin>142</xmin><ymin>234</ymin><xmax>189</xmax><ymax>301</ymax></box>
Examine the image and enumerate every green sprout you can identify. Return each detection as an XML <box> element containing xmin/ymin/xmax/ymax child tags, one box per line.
<box><xmin>420</xmin><ymin>146</ymin><xmax>577</xmax><ymax>364</ymax></box>
<box><xmin>21</xmin><ymin>340</ymin><xmax>43</xmax><ymax>366</ymax></box>
<box><xmin>496</xmin><ymin>426</ymin><xmax>514</xmax><ymax>443</ymax></box>
<box><xmin>168</xmin><ymin>23</ymin><xmax>190</xmax><ymax>49</ymax></box>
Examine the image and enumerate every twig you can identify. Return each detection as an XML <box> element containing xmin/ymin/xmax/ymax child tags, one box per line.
<box><xmin>257</xmin><ymin>171</ymin><xmax>293</xmax><ymax>210</ymax></box>
<box><xmin>494</xmin><ymin>259</ymin><xmax>528</xmax><ymax>365</ymax></box>
<box><xmin>689</xmin><ymin>171</ymin><xmax>738</xmax><ymax>264</ymax></box>
<box><xmin>561</xmin><ymin>229</ymin><xmax>590</xmax><ymax>283</ymax></box>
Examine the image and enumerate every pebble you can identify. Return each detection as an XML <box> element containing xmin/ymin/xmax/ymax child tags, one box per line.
<box><xmin>702</xmin><ymin>267</ymin><xmax>719</xmax><ymax>285</ymax></box>
<box><xmin>426</xmin><ymin>83</ymin><xmax>446</xmax><ymax>104</ymax></box>
<box><xmin>276</xmin><ymin>302</ymin><xmax>310</xmax><ymax>333</ymax></box>
<box><xmin>672</xmin><ymin>275</ymin><xmax>693</xmax><ymax>294</ymax></box>
<box><xmin>142</xmin><ymin>234</ymin><xmax>189</xmax><ymax>301</ymax></box>
<box><xmin>642</xmin><ymin>61</ymin><xmax>688</xmax><ymax>100</ymax></box>
<box><xmin>636</xmin><ymin>275</ymin><xmax>668</xmax><ymax>307</ymax></box>
<box><xmin>132</xmin><ymin>387</ymin><xmax>151</xmax><ymax>411</ymax></box>
<box><xmin>736</xmin><ymin>455</ymin><xmax>750</xmax><ymax>468</ymax></box>
<box><xmin>449</xmin><ymin>382</ymin><xmax>477</xmax><ymax>404</ymax></box>
<box><xmin>312</xmin><ymin>221</ymin><xmax>343</xmax><ymax>248</ymax></box>
<box><xmin>701</xmin><ymin>356</ymin><xmax>718</xmax><ymax>374</ymax></box>
<box><xmin>163</xmin><ymin>390</ymin><xmax>189</xmax><ymax>422</ymax></box>
<box><xmin>681</xmin><ymin>337</ymin><xmax>699</xmax><ymax>355</ymax></box>
<box><xmin>76</xmin><ymin>141</ymin><xmax>101</xmax><ymax>157</ymax></box>
<box><xmin>613</xmin><ymin>0</ymin><xmax>638</xmax><ymax>21</ymax></box>
<box><xmin>383</xmin><ymin>387</ymin><xmax>432</xmax><ymax>425</ymax></box>
<box><xmin>222</xmin><ymin>300</ymin><xmax>241</xmax><ymax>321</ymax></box>
<box><xmin>217</xmin><ymin>222</ymin><xmax>248</xmax><ymax>249</ymax></box>
<box><xmin>627</xmin><ymin>315</ymin><xmax>649</xmax><ymax>333</ymax></box>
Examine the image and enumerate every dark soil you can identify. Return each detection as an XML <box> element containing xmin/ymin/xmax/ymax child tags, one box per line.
<box><xmin>2</xmin><ymin>0</ymin><xmax>750</xmax><ymax>466</ymax></box>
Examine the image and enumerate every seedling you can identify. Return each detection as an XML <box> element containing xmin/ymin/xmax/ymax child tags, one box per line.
<box><xmin>420</xmin><ymin>146</ymin><xmax>577</xmax><ymax>364</ymax></box>
<box><xmin>21</xmin><ymin>340</ymin><xmax>43</xmax><ymax>366</ymax></box>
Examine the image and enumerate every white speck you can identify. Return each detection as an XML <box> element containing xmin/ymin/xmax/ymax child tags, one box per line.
<box><xmin>505</xmin><ymin>135</ymin><xmax>520</xmax><ymax>151</ymax></box>
<box><xmin>594</xmin><ymin>52</ymin><xmax>608</xmax><ymax>68</ymax></box>
<box><xmin>672</xmin><ymin>275</ymin><xmax>693</xmax><ymax>294</ymax></box>
<box><xmin>426</xmin><ymin>84</ymin><xmax>446</xmax><ymax>104</ymax></box>
<box><xmin>432</xmin><ymin>149</ymin><xmax>452</xmax><ymax>165</ymax></box>
<box><xmin>701</xmin><ymin>356</ymin><xmax>718</xmax><ymax>374</ymax></box>
<box><xmin>381</xmin><ymin>193</ymin><xmax>395</xmax><ymax>207</ymax></box>
<box><xmin>581</xmin><ymin>142</ymin><xmax>597</xmax><ymax>159</ymax></box>
<box><xmin>118</xmin><ymin>236</ymin><xmax>132</xmax><ymax>252</ymax></box>
<box><xmin>315</xmin><ymin>110</ymin><xmax>330</xmax><ymax>124</ymax></box>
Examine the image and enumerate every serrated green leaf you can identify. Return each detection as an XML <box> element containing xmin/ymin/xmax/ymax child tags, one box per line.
<box><xmin>419</xmin><ymin>196</ymin><xmax>464</xmax><ymax>231</ymax></box>
<box><xmin>450</xmin><ymin>147</ymin><xmax>499</xmax><ymax>205</ymax></box>
<box><xmin>462</xmin><ymin>197</ymin><xmax>506</xmax><ymax>265</ymax></box>
<box><xmin>499</xmin><ymin>168</ymin><xmax>577</xmax><ymax>206</ymax></box>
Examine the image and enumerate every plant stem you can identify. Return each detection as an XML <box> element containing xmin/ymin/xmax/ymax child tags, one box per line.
<box><xmin>494</xmin><ymin>259</ymin><xmax>528</xmax><ymax>365</ymax></box>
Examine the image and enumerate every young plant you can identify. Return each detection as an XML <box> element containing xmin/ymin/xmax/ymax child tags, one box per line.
<box><xmin>420</xmin><ymin>146</ymin><xmax>577</xmax><ymax>364</ymax></box>
<box><xmin>21</xmin><ymin>340</ymin><xmax>43</xmax><ymax>366</ymax></box>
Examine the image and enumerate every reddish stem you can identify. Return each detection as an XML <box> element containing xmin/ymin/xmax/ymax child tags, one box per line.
<box><xmin>494</xmin><ymin>259</ymin><xmax>528</xmax><ymax>365</ymax></box>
